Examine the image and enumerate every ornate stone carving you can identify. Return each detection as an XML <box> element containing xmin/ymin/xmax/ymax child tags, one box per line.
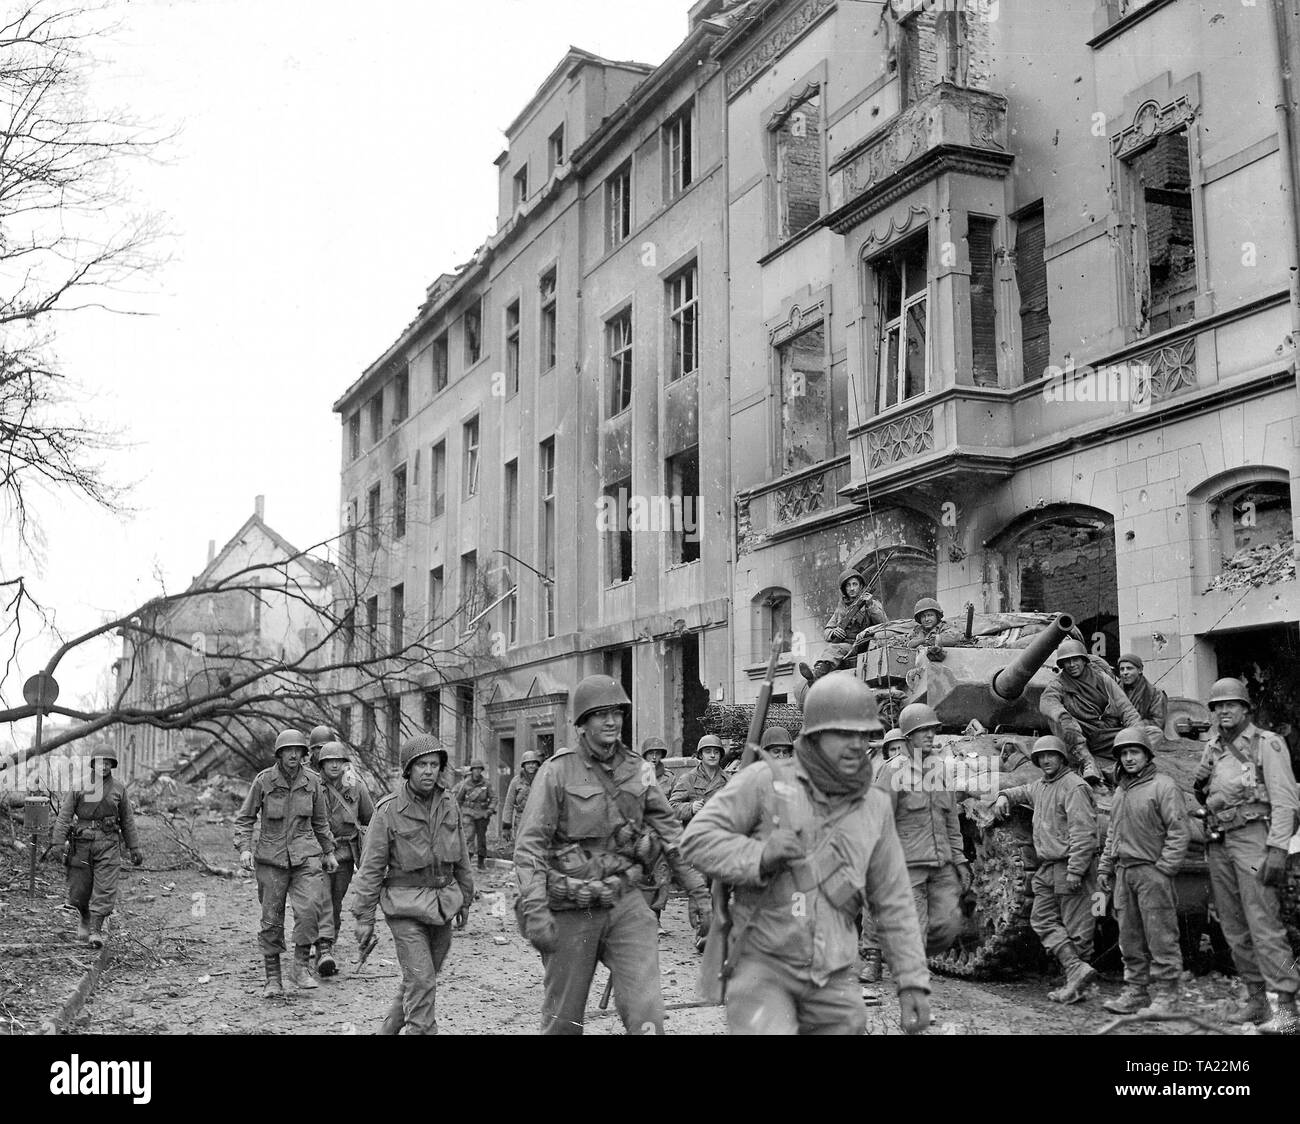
<box><xmin>859</xmin><ymin>205</ymin><xmax>931</xmax><ymax>256</ymax></box>
<box><xmin>1112</xmin><ymin>96</ymin><xmax>1197</xmax><ymax>160</ymax></box>
<box><xmin>725</xmin><ymin>0</ymin><xmax>835</xmax><ymax>100</ymax></box>
<box><xmin>768</xmin><ymin>299</ymin><xmax>825</xmax><ymax>344</ymax></box>
<box><xmin>843</xmin><ymin>112</ymin><xmax>931</xmax><ymax>199</ymax></box>
<box><xmin>774</xmin><ymin>471</ymin><xmax>827</xmax><ymax>523</ymax></box>
<box><xmin>1135</xmin><ymin>337</ymin><xmax>1197</xmax><ymax>402</ymax></box>
<box><xmin>969</xmin><ymin>102</ymin><xmax>1005</xmax><ymax>150</ymax></box>
<box><xmin>867</xmin><ymin>408</ymin><xmax>935</xmax><ymax>469</ymax></box>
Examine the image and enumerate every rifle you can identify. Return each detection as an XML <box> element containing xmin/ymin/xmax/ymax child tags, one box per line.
<box><xmin>697</xmin><ymin>634</ymin><xmax>783</xmax><ymax>1005</ymax></box>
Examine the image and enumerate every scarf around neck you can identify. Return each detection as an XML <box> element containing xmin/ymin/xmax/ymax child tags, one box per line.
<box><xmin>794</xmin><ymin>735</ymin><xmax>874</xmax><ymax>799</ymax></box>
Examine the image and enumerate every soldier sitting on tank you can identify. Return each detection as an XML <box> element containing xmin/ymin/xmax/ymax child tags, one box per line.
<box><xmin>899</xmin><ymin>598</ymin><xmax>961</xmax><ymax>661</ymax></box>
<box><xmin>1040</xmin><ymin>638</ymin><xmax>1143</xmax><ymax>787</ymax></box>
<box><xmin>1098</xmin><ymin>727</ymin><xmax>1191</xmax><ymax>1018</ymax></box>
<box><xmin>991</xmin><ymin>735</ymin><xmax>1100</xmax><ymax>1005</ymax></box>
<box><xmin>1117</xmin><ymin>653</ymin><xmax>1168</xmax><ymax>745</ymax></box>
<box><xmin>823</xmin><ymin>568</ymin><xmax>886</xmax><ymax>665</ymax></box>
<box><xmin>796</xmin><ymin>648</ymin><xmax>843</xmax><ymax>707</ymax></box>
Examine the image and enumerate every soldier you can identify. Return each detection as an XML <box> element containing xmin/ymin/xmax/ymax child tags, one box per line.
<box><xmin>352</xmin><ymin>735</ymin><xmax>472</xmax><ymax>1035</ymax></box>
<box><xmin>1041</xmin><ymin>638</ymin><xmax>1142</xmax><ymax>785</ymax></box>
<box><xmin>313</xmin><ymin>740</ymin><xmax>374</xmax><ymax>977</ymax></box>
<box><xmin>513</xmin><ymin>674</ymin><xmax>712</xmax><ymax>1035</ymax></box>
<box><xmin>502</xmin><ymin>750</ymin><xmax>543</xmax><ymax>845</ymax></box>
<box><xmin>992</xmin><ymin>735</ymin><xmax>1099</xmax><ymax>1003</ymax></box>
<box><xmin>859</xmin><ymin>726</ymin><xmax>908</xmax><ymax>985</ymax></box>
<box><xmin>1117</xmin><ymin>653</ymin><xmax>1168</xmax><ymax>743</ymax></box>
<box><xmin>51</xmin><ymin>745</ymin><xmax>143</xmax><ymax>948</ymax></box>
<box><xmin>455</xmin><ymin>761</ymin><xmax>497</xmax><ymax>870</ymax></box>
<box><xmin>1098</xmin><ymin>727</ymin><xmax>1190</xmax><ymax>1016</ymax></box>
<box><xmin>760</xmin><ymin>725</ymin><xmax>795</xmax><ymax>762</ymax></box>
<box><xmin>639</xmin><ymin>737</ymin><xmax>673</xmax><ymax>791</ymax></box>
<box><xmin>823</xmin><ymin>568</ymin><xmax>887</xmax><ymax>666</ymax></box>
<box><xmin>1195</xmin><ymin>677</ymin><xmax>1299</xmax><ymax>1034</ymax></box>
<box><xmin>886</xmin><ymin>704</ymin><xmax>971</xmax><ymax>956</ymax></box>
<box><xmin>682</xmin><ymin>673</ymin><xmax>932</xmax><ymax>1035</ymax></box>
<box><xmin>669</xmin><ymin>734</ymin><xmax>728</xmax><ymax>824</ymax></box>
<box><xmin>795</xmin><ymin>649</ymin><xmax>842</xmax><ymax>708</ymax></box>
<box><xmin>902</xmin><ymin>597</ymin><xmax>960</xmax><ymax>658</ymax></box>
<box><xmin>307</xmin><ymin>724</ymin><xmax>336</xmax><ymax>772</ymax></box>
<box><xmin>233</xmin><ymin>729</ymin><xmax>339</xmax><ymax>996</ymax></box>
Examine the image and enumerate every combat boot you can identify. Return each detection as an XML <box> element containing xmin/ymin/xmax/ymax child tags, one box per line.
<box><xmin>75</xmin><ymin>910</ymin><xmax>91</xmax><ymax>941</ymax></box>
<box><xmin>858</xmin><ymin>949</ymin><xmax>883</xmax><ymax>984</ymax></box>
<box><xmin>287</xmin><ymin>944</ymin><xmax>319</xmax><ymax>989</ymax></box>
<box><xmin>1223</xmin><ymin>983</ymin><xmax>1269</xmax><ymax>1024</ymax></box>
<box><xmin>1258</xmin><ymin>993</ymin><xmax>1300</xmax><ymax>1036</ymax></box>
<box><xmin>1047</xmin><ymin>944</ymin><xmax>1097</xmax><ymax>1004</ymax></box>
<box><xmin>1137</xmin><ymin>981</ymin><xmax>1181</xmax><ymax>1017</ymax></box>
<box><xmin>262</xmin><ymin>955</ymin><xmax>284</xmax><ymax>998</ymax></box>
<box><xmin>1102</xmin><ymin>984</ymin><xmax>1150</xmax><ymax>1015</ymax></box>
<box><xmin>86</xmin><ymin>915</ymin><xmax>106</xmax><ymax>949</ymax></box>
<box><xmin>316</xmin><ymin>938</ymin><xmax>338</xmax><ymax>978</ymax></box>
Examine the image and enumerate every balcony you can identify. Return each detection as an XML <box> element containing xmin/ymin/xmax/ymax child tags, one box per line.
<box><xmin>737</xmin><ymin>457</ymin><xmax>853</xmax><ymax>553</ymax></box>
<box><xmin>826</xmin><ymin>83</ymin><xmax>1012</xmax><ymax>233</ymax></box>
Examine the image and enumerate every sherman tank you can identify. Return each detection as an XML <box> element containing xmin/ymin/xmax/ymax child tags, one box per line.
<box><xmin>700</xmin><ymin>610</ymin><xmax>1237</xmax><ymax>979</ymax></box>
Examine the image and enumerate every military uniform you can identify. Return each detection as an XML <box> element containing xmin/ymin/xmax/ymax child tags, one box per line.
<box><xmin>351</xmin><ymin>777</ymin><xmax>473</xmax><ymax>1035</ymax></box>
<box><xmin>52</xmin><ymin>777</ymin><xmax>141</xmax><ymax>932</ymax></box>
<box><xmin>823</xmin><ymin>568</ymin><xmax>886</xmax><ymax>665</ymax></box>
<box><xmin>514</xmin><ymin>733</ymin><xmax>710</xmax><ymax>1034</ymax></box>
<box><xmin>669</xmin><ymin>761</ymin><xmax>727</xmax><ymax>824</ymax></box>
<box><xmin>1041</xmin><ymin>658</ymin><xmax>1142</xmax><ymax>769</ymax></box>
<box><xmin>1200</xmin><ymin>722</ymin><xmax>1300</xmax><ymax>1002</ymax></box>
<box><xmin>455</xmin><ymin>771</ymin><xmax>497</xmax><ymax>867</ymax></box>
<box><xmin>233</xmin><ymin>763</ymin><xmax>336</xmax><ymax>957</ymax></box>
<box><xmin>502</xmin><ymin>770</ymin><xmax>535</xmax><ymax>838</ymax></box>
<box><xmin>317</xmin><ymin>773</ymin><xmax>375</xmax><ymax>943</ymax></box>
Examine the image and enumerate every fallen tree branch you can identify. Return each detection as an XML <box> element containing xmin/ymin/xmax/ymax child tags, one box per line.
<box><xmin>1096</xmin><ymin>1010</ymin><xmax>1231</xmax><ymax>1035</ymax></box>
<box><xmin>155</xmin><ymin>814</ymin><xmax>241</xmax><ymax>878</ymax></box>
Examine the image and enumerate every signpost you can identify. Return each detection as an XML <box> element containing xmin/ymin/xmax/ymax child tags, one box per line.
<box><xmin>21</xmin><ymin>672</ymin><xmax>59</xmax><ymax>896</ymax></box>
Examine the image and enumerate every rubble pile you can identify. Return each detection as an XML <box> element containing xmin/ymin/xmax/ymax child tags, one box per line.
<box><xmin>131</xmin><ymin>773</ymin><xmax>249</xmax><ymax>817</ymax></box>
<box><xmin>1204</xmin><ymin>536</ymin><xmax>1295</xmax><ymax>593</ymax></box>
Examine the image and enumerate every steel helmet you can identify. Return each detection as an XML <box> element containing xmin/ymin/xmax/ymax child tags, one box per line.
<box><xmin>838</xmin><ymin>567</ymin><xmax>866</xmax><ymax>596</ymax></box>
<box><xmin>274</xmin><ymin>729</ymin><xmax>309</xmax><ymax>755</ymax></box>
<box><xmin>760</xmin><ymin>726</ymin><xmax>794</xmax><ymax>749</ymax></box>
<box><xmin>308</xmin><ymin>725</ymin><xmax>335</xmax><ymax>748</ymax></box>
<box><xmin>88</xmin><ymin>745</ymin><xmax>119</xmax><ymax>766</ymax></box>
<box><xmin>1030</xmin><ymin>735</ymin><xmax>1070</xmax><ymax>765</ymax></box>
<box><xmin>639</xmin><ymin>737</ymin><xmax>668</xmax><ymax>760</ymax></box>
<box><xmin>800</xmin><ymin>672</ymin><xmax>884</xmax><ymax>736</ymax></box>
<box><xmin>881</xmin><ymin>728</ymin><xmax>907</xmax><ymax>753</ymax></box>
<box><xmin>1207</xmin><ymin>677</ymin><xmax>1252</xmax><ymax>709</ymax></box>
<box><xmin>469</xmin><ymin>760</ymin><xmax>486</xmax><ymax>772</ymax></box>
<box><xmin>1112</xmin><ymin>727</ymin><xmax>1153</xmax><ymax>759</ymax></box>
<box><xmin>696</xmin><ymin>735</ymin><xmax>724</xmax><ymax>755</ymax></box>
<box><xmin>572</xmin><ymin>675</ymin><xmax>631</xmax><ymax>726</ymax></box>
<box><xmin>315</xmin><ymin>741</ymin><xmax>350</xmax><ymax>763</ymax></box>
<box><xmin>519</xmin><ymin>749</ymin><xmax>543</xmax><ymax>767</ymax></box>
<box><xmin>898</xmin><ymin>703</ymin><xmax>941</xmax><ymax>738</ymax></box>
<box><xmin>1055</xmin><ymin>639</ymin><xmax>1089</xmax><ymax>663</ymax></box>
<box><xmin>401</xmin><ymin>734</ymin><xmax>448</xmax><ymax>776</ymax></box>
<box><xmin>913</xmin><ymin>597</ymin><xmax>943</xmax><ymax>622</ymax></box>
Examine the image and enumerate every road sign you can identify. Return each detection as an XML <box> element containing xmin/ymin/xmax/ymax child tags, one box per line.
<box><xmin>22</xmin><ymin>671</ymin><xmax>59</xmax><ymax>710</ymax></box>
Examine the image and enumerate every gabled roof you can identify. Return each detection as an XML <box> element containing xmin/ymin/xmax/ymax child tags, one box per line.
<box><xmin>189</xmin><ymin>512</ymin><xmax>333</xmax><ymax>592</ymax></box>
<box><xmin>504</xmin><ymin>46</ymin><xmax>654</xmax><ymax>137</ymax></box>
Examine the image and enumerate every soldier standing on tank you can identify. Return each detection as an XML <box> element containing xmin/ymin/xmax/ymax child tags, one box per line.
<box><xmin>682</xmin><ymin>673</ymin><xmax>932</xmax><ymax>1035</ymax></box>
<box><xmin>886</xmin><ymin>704</ymin><xmax>971</xmax><ymax>956</ymax></box>
<box><xmin>822</xmin><ymin>568</ymin><xmax>887</xmax><ymax>667</ymax></box>
<box><xmin>1097</xmin><ymin>727</ymin><xmax>1190</xmax><ymax>1017</ymax></box>
<box><xmin>1195</xmin><ymin>677</ymin><xmax>1299</xmax><ymax>1034</ymax></box>
<box><xmin>1041</xmin><ymin>638</ymin><xmax>1143</xmax><ymax>785</ymax></box>
<box><xmin>352</xmin><ymin>735</ymin><xmax>472</xmax><ymax>1035</ymax></box>
<box><xmin>669</xmin><ymin>734</ymin><xmax>728</xmax><ymax>824</ymax></box>
<box><xmin>859</xmin><ymin>726</ymin><xmax>909</xmax><ymax>986</ymax></box>
<box><xmin>51</xmin><ymin>745</ymin><xmax>144</xmax><ymax>948</ymax></box>
<box><xmin>513</xmin><ymin>675</ymin><xmax>713</xmax><ymax>1035</ymax></box>
<box><xmin>313</xmin><ymin>740</ymin><xmax>374</xmax><ymax>977</ymax></box>
<box><xmin>502</xmin><ymin>750</ymin><xmax>542</xmax><ymax>845</ymax></box>
<box><xmin>1117</xmin><ymin>654</ymin><xmax>1168</xmax><ymax>744</ymax></box>
<box><xmin>455</xmin><ymin>761</ymin><xmax>497</xmax><ymax>870</ymax></box>
<box><xmin>902</xmin><ymin>598</ymin><xmax>960</xmax><ymax>657</ymax></box>
<box><xmin>992</xmin><ymin>735</ymin><xmax>1099</xmax><ymax>1004</ymax></box>
<box><xmin>233</xmin><ymin>728</ymin><xmax>339</xmax><ymax>996</ymax></box>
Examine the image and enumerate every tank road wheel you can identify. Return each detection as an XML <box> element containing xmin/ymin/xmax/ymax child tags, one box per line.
<box><xmin>929</xmin><ymin>821</ymin><xmax>1047</xmax><ymax>979</ymax></box>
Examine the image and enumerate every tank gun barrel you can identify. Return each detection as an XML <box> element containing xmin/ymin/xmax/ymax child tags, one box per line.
<box><xmin>990</xmin><ymin>613</ymin><xmax>1075</xmax><ymax>702</ymax></box>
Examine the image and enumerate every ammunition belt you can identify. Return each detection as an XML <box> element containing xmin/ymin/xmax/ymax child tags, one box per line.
<box><xmin>386</xmin><ymin>865</ymin><xmax>452</xmax><ymax>889</ymax></box>
<box><xmin>546</xmin><ymin>865</ymin><xmax>643</xmax><ymax>910</ymax></box>
<box><xmin>1213</xmin><ymin>801</ymin><xmax>1271</xmax><ymax>834</ymax></box>
<box><xmin>75</xmin><ymin>818</ymin><xmax>119</xmax><ymax>835</ymax></box>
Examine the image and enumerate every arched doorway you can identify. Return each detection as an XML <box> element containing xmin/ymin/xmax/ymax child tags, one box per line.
<box><xmin>989</xmin><ymin>505</ymin><xmax>1119</xmax><ymax>662</ymax></box>
<box><xmin>851</xmin><ymin>545</ymin><xmax>937</xmax><ymax>621</ymax></box>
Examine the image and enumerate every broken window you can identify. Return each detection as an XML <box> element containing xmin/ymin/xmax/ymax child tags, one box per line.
<box><xmin>365</xmin><ymin>595</ymin><xmax>379</xmax><ymax>659</ymax></box>
<box><xmin>604</xmin><ymin>476</ymin><xmax>633</xmax><ymax>583</ymax></box>
<box><xmin>428</xmin><ymin>565</ymin><xmax>444</xmax><ymax>622</ymax></box>
<box><xmin>464</xmin><ymin>298</ymin><xmax>482</xmax><ymax>367</ymax></box>
<box><xmin>348</xmin><ymin>411</ymin><xmax>361</xmax><ymax>461</ymax></box>
<box><xmin>393</xmin><ymin>366</ymin><xmax>409</xmax><ymax>422</ymax></box>
<box><xmin>513</xmin><ymin>164</ymin><xmax>529</xmax><ymax>209</ymax></box>
<box><xmin>433</xmin><ymin>332</ymin><xmax>449</xmax><ymax>393</ymax></box>
<box><xmin>666</xmin><ymin>445</ymin><xmax>701</xmax><ymax>565</ymax></box>
<box><xmin>344</xmin><ymin>498</ymin><xmax>357</xmax><ymax>564</ymax></box>
<box><xmin>422</xmin><ymin>689</ymin><xmax>441</xmax><ymax>736</ymax></box>
<box><xmin>773</xmin><ymin>88</ymin><xmax>823</xmax><ymax>242</ymax></box>
<box><xmin>390</xmin><ymin>583</ymin><xmax>404</xmax><ymax>652</ymax></box>
<box><xmin>668</xmin><ymin>264</ymin><xmax>698</xmax><ymax>381</ymax></box>
<box><xmin>752</xmin><ymin>587</ymin><xmax>793</xmax><ymax>662</ymax></box>
<box><xmin>456</xmin><ymin>684</ymin><xmax>475</xmax><ymax>765</ymax></box>
<box><xmin>460</xmin><ymin>550</ymin><xmax>480</xmax><ymax>622</ymax></box>
<box><xmin>367</xmin><ymin>484</ymin><xmax>381</xmax><ymax>551</ymax></box>
<box><xmin>1208</xmin><ymin>481</ymin><xmax>1295</xmax><ymax>589</ymax></box>
<box><xmin>967</xmin><ymin>215</ymin><xmax>998</xmax><ymax>386</ymax></box>
<box><xmin>897</xmin><ymin>7</ymin><xmax>967</xmax><ymax>106</ymax></box>
<box><xmin>548</xmin><ymin>124</ymin><xmax>566</xmax><ymax>173</ymax></box>
<box><xmin>539</xmin><ymin>269</ymin><xmax>557</xmax><ymax>372</ymax></box>
<box><xmin>777</xmin><ymin>322</ymin><xmax>833</xmax><ymax>472</ymax></box>
<box><xmin>666</xmin><ymin>101</ymin><xmax>694</xmax><ymax>198</ymax></box>
<box><xmin>505</xmin><ymin>300</ymin><xmax>520</xmax><ymax>395</ymax></box>
<box><xmin>666</xmin><ymin>631</ymin><xmax>708</xmax><ymax>757</ymax></box>
<box><xmin>608</xmin><ymin>309</ymin><xmax>633</xmax><ymax>416</ymax></box>
<box><xmin>392</xmin><ymin>464</ymin><xmax>406</xmax><ymax>539</ymax></box>
<box><xmin>368</xmin><ymin>392</ymin><xmax>383</xmax><ymax>444</ymax></box>
<box><xmin>606</xmin><ymin>162</ymin><xmax>632</xmax><ymax>248</ymax></box>
<box><xmin>874</xmin><ymin>234</ymin><xmax>929</xmax><ymax>411</ymax></box>
<box><xmin>462</xmin><ymin>417</ymin><xmax>479</xmax><ymax>499</ymax></box>
<box><xmin>1015</xmin><ymin>203</ymin><xmax>1051</xmax><ymax>382</ymax></box>
<box><xmin>431</xmin><ymin>440</ymin><xmax>446</xmax><ymax>517</ymax></box>
<box><xmin>1128</xmin><ymin>128</ymin><xmax>1197</xmax><ymax>333</ymax></box>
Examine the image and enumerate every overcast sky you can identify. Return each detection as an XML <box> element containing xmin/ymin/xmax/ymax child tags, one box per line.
<box><xmin>1</xmin><ymin>0</ymin><xmax>689</xmax><ymax>752</ymax></box>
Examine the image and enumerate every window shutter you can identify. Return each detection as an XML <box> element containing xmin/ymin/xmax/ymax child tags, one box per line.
<box><xmin>1015</xmin><ymin>207</ymin><xmax>1050</xmax><ymax>382</ymax></box>
<box><xmin>968</xmin><ymin>216</ymin><xmax>997</xmax><ymax>386</ymax></box>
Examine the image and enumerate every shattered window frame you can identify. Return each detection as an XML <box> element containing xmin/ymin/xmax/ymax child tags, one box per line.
<box><xmin>667</xmin><ymin>263</ymin><xmax>699</xmax><ymax>382</ymax></box>
<box><xmin>770</xmin><ymin>86</ymin><xmax>824</xmax><ymax>243</ymax></box>
<box><xmin>873</xmin><ymin>233</ymin><xmax>930</xmax><ymax>413</ymax></box>
<box><xmin>1125</xmin><ymin>126</ymin><xmax>1198</xmax><ymax>335</ymax></box>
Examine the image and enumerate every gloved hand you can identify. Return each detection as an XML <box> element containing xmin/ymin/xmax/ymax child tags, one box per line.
<box><xmin>355</xmin><ymin>918</ymin><xmax>375</xmax><ymax>949</ymax></box>
<box><xmin>1098</xmin><ymin>870</ymin><xmax>1114</xmax><ymax>893</ymax></box>
<box><xmin>322</xmin><ymin>852</ymin><xmax>340</xmax><ymax>874</ymax></box>
<box><xmin>240</xmin><ymin>850</ymin><xmax>254</xmax><ymax>871</ymax></box>
<box><xmin>759</xmin><ymin>828</ymin><xmax>804</xmax><ymax>874</ymax></box>
<box><xmin>524</xmin><ymin>908</ymin><xmax>559</xmax><ymax>954</ymax></box>
<box><xmin>130</xmin><ymin>849</ymin><xmax>144</xmax><ymax>867</ymax></box>
<box><xmin>899</xmin><ymin>987</ymin><xmax>931</xmax><ymax>1035</ymax></box>
<box><xmin>691</xmin><ymin>800</ymin><xmax>705</xmax><ymax>816</ymax></box>
<box><xmin>990</xmin><ymin>795</ymin><xmax>1010</xmax><ymax>820</ymax></box>
<box><xmin>454</xmin><ymin>906</ymin><xmax>469</xmax><ymax>930</ymax></box>
<box><xmin>1260</xmin><ymin>847</ymin><xmax>1289</xmax><ymax>888</ymax></box>
<box><xmin>925</xmin><ymin>645</ymin><xmax>946</xmax><ymax>662</ymax></box>
<box><xmin>1194</xmin><ymin>760</ymin><xmax>1213</xmax><ymax>783</ymax></box>
<box><xmin>956</xmin><ymin>862</ymin><xmax>973</xmax><ymax>893</ymax></box>
<box><xmin>1064</xmin><ymin>872</ymin><xmax>1083</xmax><ymax>894</ymax></box>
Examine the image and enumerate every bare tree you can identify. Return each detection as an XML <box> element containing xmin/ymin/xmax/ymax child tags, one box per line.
<box><xmin>0</xmin><ymin>2</ymin><xmax>163</xmax><ymax>544</ymax></box>
<box><xmin>0</xmin><ymin>520</ymin><xmax>518</xmax><ymax>789</ymax></box>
